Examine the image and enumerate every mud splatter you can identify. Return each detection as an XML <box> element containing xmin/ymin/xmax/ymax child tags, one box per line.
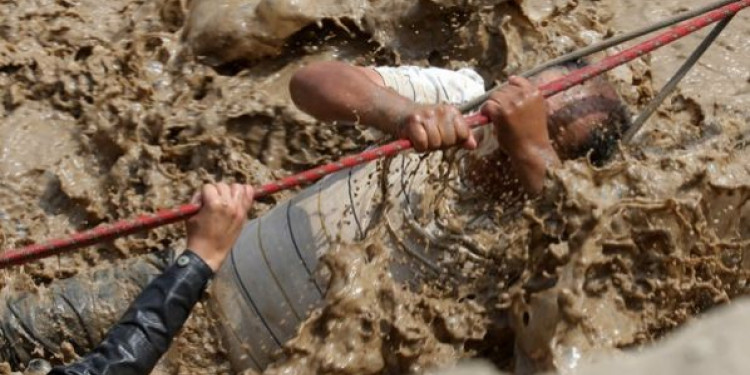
<box><xmin>0</xmin><ymin>0</ymin><xmax>748</xmax><ymax>373</ymax></box>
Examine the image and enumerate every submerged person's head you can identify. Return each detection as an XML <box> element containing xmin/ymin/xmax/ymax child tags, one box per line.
<box><xmin>533</xmin><ymin>61</ymin><xmax>631</xmax><ymax>165</ymax></box>
<box><xmin>465</xmin><ymin>61</ymin><xmax>630</xmax><ymax>197</ymax></box>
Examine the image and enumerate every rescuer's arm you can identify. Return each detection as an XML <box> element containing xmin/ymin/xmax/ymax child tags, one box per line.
<box><xmin>481</xmin><ymin>76</ymin><xmax>561</xmax><ymax>195</ymax></box>
<box><xmin>49</xmin><ymin>183</ymin><xmax>254</xmax><ymax>375</ymax></box>
<box><xmin>289</xmin><ymin>61</ymin><xmax>476</xmax><ymax>152</ymax></box>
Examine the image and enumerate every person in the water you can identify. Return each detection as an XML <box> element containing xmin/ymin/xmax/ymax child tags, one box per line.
<box><xmin>289</xmin><ymin>61</ymin><xmax>630</xmax><ymax>196</ymax></box>
<box><xmin>0</xmin><ymin>61</ymin><xmax>632</xmax><ymax>373</ymax></box>
<box><xmin>207</xmin><ymin>61</ymin><xmax>633</xmax><ymax>371</ymax></box>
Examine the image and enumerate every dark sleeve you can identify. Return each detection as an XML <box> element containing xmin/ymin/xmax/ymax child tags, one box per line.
<box><xmin>48</xmin><ymin>250</ymin><xmax>213</xmax><ymax>375</ymax></box>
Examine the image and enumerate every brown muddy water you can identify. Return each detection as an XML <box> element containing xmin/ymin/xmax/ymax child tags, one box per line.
<box><xmin>0</xmin><ymin>0</ymin><xmax>749</xmax><ymax>374</ymax></box>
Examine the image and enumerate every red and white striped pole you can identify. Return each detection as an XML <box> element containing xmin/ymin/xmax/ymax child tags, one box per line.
<box><xmin>1</xmin><ymin>0</ymin><xmax>747</xmax><ymax>269</ymax></box>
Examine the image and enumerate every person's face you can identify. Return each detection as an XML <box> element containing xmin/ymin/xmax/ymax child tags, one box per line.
<box><xmin>532</xmin><ymin>67</ymin><xmax>623</xmax><ymax>160</ymax></box>
<box><xmin>465</xmin><ymin>67</ymin><xmax>624</xmax><ymax>196</ymax></box>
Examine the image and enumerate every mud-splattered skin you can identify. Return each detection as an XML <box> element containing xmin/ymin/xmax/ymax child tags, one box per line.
<box><xmin>1</xmin><ymin>0</ymin><xmax>749</xmax><ymax>373</ymax></box>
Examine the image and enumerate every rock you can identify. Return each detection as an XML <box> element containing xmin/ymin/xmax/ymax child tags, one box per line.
<box><xmin>436</xmin><ymin>298</ymin><xmax>750</xmax><ymax>375</ymax></box>
<box><xmin>182</xmin><ymin>0</ymin><xmax>368</xmax><ymax>64</ymax></box>
<box><xmin>23</xmin><ymin>359</ymin><xmax>51</xmax><ymax>375</ymax></box>
<box><xmin>573</xmin><ymin>298</ymin><xmax>750</xmax><ymax>375</ymax></box>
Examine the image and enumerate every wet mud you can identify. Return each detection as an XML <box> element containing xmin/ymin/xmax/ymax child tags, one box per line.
<box><xmin>0</xmin><ymin>0</ymin><xmax>748</xmax><ymax>374</ymax></box>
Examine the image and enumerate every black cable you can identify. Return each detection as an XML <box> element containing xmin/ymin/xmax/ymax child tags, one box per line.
<box><xmin>623</xmin><ymin>15</ymin><xmax>734</xmax><ymax>143</ymax></box>
<box><xmin>459</xmin><ymin>0</ymin><xmax>740</xmax><ymax>112</ymax></box>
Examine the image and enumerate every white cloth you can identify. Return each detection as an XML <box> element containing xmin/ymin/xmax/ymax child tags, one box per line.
<box><xmin>373</xmin><ymin>66</ymin><xmax>486</xmax><ymax>104</ymax></box>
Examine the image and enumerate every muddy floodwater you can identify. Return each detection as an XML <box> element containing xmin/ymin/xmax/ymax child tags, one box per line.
<box><xmin>0</xmin><ymin>0</ymin><xmax>749</xmax><ymax>374</ymax></box>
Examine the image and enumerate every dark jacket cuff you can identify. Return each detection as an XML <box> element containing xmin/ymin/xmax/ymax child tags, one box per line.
<box><xmin>49</xmin><ymin>250</ymin><xmax>214</xmax><ymax>375</ymax></box>
<box><xmin>176</xmin><ymin>249</ymin><xmax>214</xmax><ymax>280</ymax></box>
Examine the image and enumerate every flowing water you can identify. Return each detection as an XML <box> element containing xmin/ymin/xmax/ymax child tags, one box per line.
<box><xmin>0</xmin><ymin>0</ymin><xmax>748</xmax><ymax>374</ymax></box>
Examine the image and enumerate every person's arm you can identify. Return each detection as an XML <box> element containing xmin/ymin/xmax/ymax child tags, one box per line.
<box><xmin>49</xmin><ymin>183</ymin><xmax>254</xmax><ymax>375</ymax></box>
<box><xmin>481</xmin><ymin>76</ymin><xmax>561</xmax><ymax>195</ymax></box>
<box><xmin>47</xmin><ymin>250</ymin><xmax>212</xmax><ymax>375</ymax></box>
<box><xmin>289</xmin><ymin>61</ymin><xmax>476</xmax><ymax>152</ymax></box>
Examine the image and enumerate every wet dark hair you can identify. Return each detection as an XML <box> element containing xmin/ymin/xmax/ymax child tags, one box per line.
<box><xmin>575</xmin><ymin>101</ymin><xmax>631</xmax><ymax>165</ymax></box>
<box><xmin>546</xmin><ymin>60</ymin><xmax>632</xmax><ymax>166</ymax></box>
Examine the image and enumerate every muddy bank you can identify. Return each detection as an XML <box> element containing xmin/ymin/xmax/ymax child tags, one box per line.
<box><xmin>0</xmin><ymin>0</ymin><xmax>748</xmax><ymax>373</ymax></box>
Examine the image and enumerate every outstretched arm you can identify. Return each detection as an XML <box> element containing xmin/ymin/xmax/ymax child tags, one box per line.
<box><xmin>290</xmin><ymin>61</ymin><xmax>476</xmax><ymax>152</ymax></box>
<box><xmin>50</xmin><ymin>183</ymin><xmax>254</xmax><ymax>375</ymax></box>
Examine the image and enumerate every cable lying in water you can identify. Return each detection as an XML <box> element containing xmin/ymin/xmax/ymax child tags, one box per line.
<box><xmin>1</xmin><ymin>0</ymin><xmax>748</xmax><ymax>269</ymax></box>
<box><xmin>623</xmin><ymin>15</ymin><xmax>735</xmax><ymax>143</ymax></box>
<box><xmin>458</xmin><ymin>0</ymin><xmax>741</xmax><ymax>113</ymax></box>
